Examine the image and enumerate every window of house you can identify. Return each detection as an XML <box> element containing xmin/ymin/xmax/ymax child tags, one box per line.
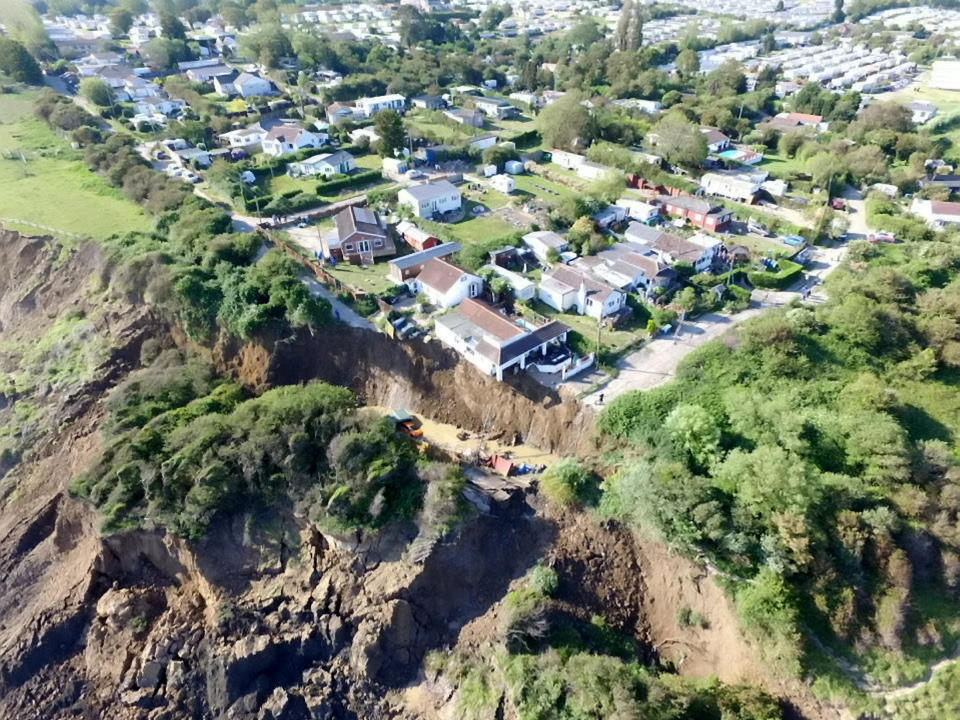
<box><xmin>344</xmin><ymin>243</ymin><xmax>354</xmax><ymax>251</ymax></box>
<box><xmin>374</xmin><ymin>239</ymin><xmax>383</xmax><ymax>248</ymax></box>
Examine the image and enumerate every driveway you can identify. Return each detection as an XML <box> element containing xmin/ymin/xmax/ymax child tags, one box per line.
<box><xmin>839</xmin><ymin>184</ymin><xmax>869</xmax><ymax>237</ymax></box>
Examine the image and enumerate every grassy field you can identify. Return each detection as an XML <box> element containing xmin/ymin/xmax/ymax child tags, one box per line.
<box><xmin>0</xmin><ymin>93</ymin><xmax>153</xmax><ymax>239</ymax></box>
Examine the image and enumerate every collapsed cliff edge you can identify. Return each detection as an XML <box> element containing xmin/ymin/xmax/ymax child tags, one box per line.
<box><xmin>0</xmin><ymin>229</ymin><xmax>842</xmax><ymax>720</ymax></box>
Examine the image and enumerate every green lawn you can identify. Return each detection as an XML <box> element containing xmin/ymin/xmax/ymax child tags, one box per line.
<box><xmin>489</xmin><ymin>113</ymin><xmax>537</xmax><ymax>138</ymax></box>
<box><xmin>264</xmin><ymin>173</ymin><xmax>317</xmax><ymax>196</ymax></box>
<box><xmin>512</xmin><ymin>173</ymin><xmax>577</xmax><ymax>201</ymax></box>
<box><xmin>0</xmin><ymin>95</ymin><xmax>152</xmax><ymax>239</ymax></box>
<box><xmin>759</xmin><ymin>151</ymin><xmax>807</xmax><ymax>179</ymax></box>
<box><xmin>354</xmin><ymin>153</ymin><xmax>382</xmax><ymax>170</ymax></box>
<box><xmin>324</xmin><ymin>259</ymin><xmax>396</xmax><ymax>295</ymax></box>
<box><xmin>521</xmin><ymin>299</ymin><xmax>643</xmax><ymax>355</ymax></box>
<box><xmin>421</xmin><ymin>199</ymin><xmax>516</xmax><ymax>244</ymax></box>
<box><xmin>885</xmin><ymin>77</ymin><xmax>960</xmax><ymax>162</ymax></box>
<box><xmin>406</xmin><ymin>109</ymin><xmax>477</xmax><ymax>144</ymax></box>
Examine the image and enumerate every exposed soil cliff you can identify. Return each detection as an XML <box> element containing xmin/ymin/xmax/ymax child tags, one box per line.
<box><xmin>0</xmin><ymin>228</ymin><xmax>844</xmax><ymax>720</ymax></box>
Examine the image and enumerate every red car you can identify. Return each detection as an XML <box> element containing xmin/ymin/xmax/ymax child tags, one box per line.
<box><xmin>867</xmin><ymin>232</ymin><xmax>896</xmax><ymax>244</ymax></box>
<box><xmin>830</xmin><ymin>198</ymin><xmax>846</xmax><ymax>211</ymax></box>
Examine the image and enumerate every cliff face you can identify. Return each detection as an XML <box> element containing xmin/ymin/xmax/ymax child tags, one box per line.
<box><xmin>0</xmin><ymin>229</ymin><xmax>590</xmax><ymax>719</ymax></box>
<box><xmin>0</xmin><ymin>229</ymin><xmax>841</xmax><ymax>720</ymax></box>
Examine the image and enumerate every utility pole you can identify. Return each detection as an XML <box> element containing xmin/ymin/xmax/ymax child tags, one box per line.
<box><xmin>596</xmin><ymin>317</ymin><xmax>602</xmax><ymax>355</ymax></box>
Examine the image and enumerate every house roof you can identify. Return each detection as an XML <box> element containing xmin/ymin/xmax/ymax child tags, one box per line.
<box><xmin>701</xmin><ymin>128</ymin><xmax>730</xmax><ymax>145</ymax></box>
<box><xmin>265</xmin><ymin>125</ymin><xmax>312</xmax><ymax>142</ymax></box>
<box><xmin>298</xmin><ymin>149</ymin><xmax>352</xmax><ymax>167</ymax></box>
<box><xmin>417</xmin><ymin>258</ymin><xmax>471</xmax><ymax>293</ymax></box>
<box><xmin>523</xmin><ymin>230</ymin><xmax>567</xmax><ymax>250</ymax></box>
<box><xmin>455</xmin><ymin>298</ymin><xmax>526</xmax><ymax>342</ymax></box>
<box><xmin>335</xmin><ymin>206</ymin><xmax>385</xmax><ymax>240</ymax></box>
<box><xmin>931</xmin><ymin>200</ymin><xmax>960</xmax><ymax>217</ymax></box>
<box><xmin>543</xmin><ymin>265</ymin><xmax>621</xmax><ymax>304</ymax></box>
<box><xmin>438</xmin><ymin>301</ymin><xmax>568</xmax><ymax>366</ymax></box>
<box><xmin>657</xmin><ymin>194</ymin><xmax>725</xmax><ymax>215</ymax></box>
<box><xmin>474</xmin><ymin>96</ymin><xmax>511</xmax><ymax>107</ymax></box>
<box><xmin>781</xmin><ymin>112</ymin><xmax>823</xmax><ymax>124</ymax></box>
<box><xmin>389</xmin><ymin>242</ymin><xmax>461</xmax><ymax>270</ymax></box>
<box><xmin>402</xmin><ymin>179</ymin><xmax>460</xmax><ymax>202</ymax></box>
<box><xmin>326</xmin><ymin>101</ymin><xmax>353</xmax><ymax>113</ymax></box>
<box><xmin>648</xmin><ymin>232</ymin><xmax>712</xmax><ymax>263</ymax></box>
<box><xmin>219</xmin><ymin>124</ymin><xmax>265</xmax><ymax>139</ymax></box>
<box><xmin>235</xmin><ymin>71</ymin><xmax>267</xmax><ymax>86</ymax></box>
<box><xmin>625</xmin><ymin>222</ymin><xmax>666</xmax><ymax>244</ymax></box>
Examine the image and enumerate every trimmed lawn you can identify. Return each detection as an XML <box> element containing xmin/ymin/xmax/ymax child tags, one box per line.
<box><xmin>406</xmin><ymin>109</ymin><xmax>477</xmax><ymax>144</ymax></box>
<box><xmin>489</xmin><ymin>114</ymin><xmax>537</xmax><ymax>137</ymax></box>
<box><xmin>760</xmin><ymin>151</ymin><xmax>807</xmax><ymax>179</ymax></box>
<box><xmin>512</xmin><ymin>173</ymin><xmax>576</xmax><ymax>201</ymax></box>
<box><xmin>0</xmin><ymin>99</ymin><xmax>152</xmax><ymax>239</ymax></box>
<box><xmin>354</xmin><ymin>153</ymin><xmax>382</xmax><ymax>170</ymax></box>
<box><xmin>522</xmin><ymin>299</ymin><xmax>643</xmax><ymax>355</ymax></box>
<box><xmin>324</xmin><ymin>259</ymin><xmax>397</xmax><ymax>295</ymax></box>
<box><xmin>264</xmin><ymin>173</ymin><xmax>318</xmax><ymax>196</ymax></box>
<box><xmin>423</xmin><ymin>199</ymin><xmax>516</xmax><ymax>244</ymax></box>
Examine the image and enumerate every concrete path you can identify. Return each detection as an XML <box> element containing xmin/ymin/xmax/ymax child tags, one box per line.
<box><xmin>582</xmin><ymin>304</ymin><xmax>768</xmax><ymax>405</ymax></box>
<box><xmin>301</xmin><ymin>277</ymin><xmax>375</xmax><ymax>331</ymax></box>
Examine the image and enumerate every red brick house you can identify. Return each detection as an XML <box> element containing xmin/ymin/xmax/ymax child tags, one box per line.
<box><xmin>655</xmin><ymin>195</ymin><xmax>733</xmax><ymax>232</ymax></box>
<box><xmin>321</xmin><ymin>206</ymin><xmax>395</xmax><ymax>264</ymax></box>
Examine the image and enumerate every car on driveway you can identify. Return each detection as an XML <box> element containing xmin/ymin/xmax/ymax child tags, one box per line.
<box><xmin>867</xmin><ymin>232</ymin><xmax>896</xmax><ymax>244</ymax></box>
<box><xmin>781</xmin><ymin>234</ymin><xmax>806</xmax><ymax>246</ymax></box>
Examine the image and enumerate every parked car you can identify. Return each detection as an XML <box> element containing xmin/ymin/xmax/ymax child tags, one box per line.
<box><xmin>747</xmin><ymin>218</ymin><xmax>773</xmax><ymax>237</ymax></box>
<box><xmin>406</xmin><ymin>169</ymin><xmax>425</xmax><ymax>180</ymax></box>
<box><xmin>830</xmin><ymin>198</ymin><xmax>847</xmax><ymax>211</ymax></box>
<box><xmin>782</xmin><ymin>234</ymin><xmax>806</xmax><ymax>246</ymax></box>
<box><xmin>868</xmin><ymin>232</ymin><xmax>896</xmax><ymax>244</ymax></box>
<box><xmin>398</xmin><ymin>418</ymin><xmax>423</xmax><ymax>438</ymax></box>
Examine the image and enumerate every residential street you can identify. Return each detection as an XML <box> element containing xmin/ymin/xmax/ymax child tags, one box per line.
<box><xmin>579</xmin><ymin>240</ymin><xmax>849</xmax><ymax>406</ymax></box>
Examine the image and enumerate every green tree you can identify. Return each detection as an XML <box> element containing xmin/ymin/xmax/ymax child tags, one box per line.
<box><xmin>80</xmin><ymin>77</ymin><xmax>113</xmax><ymax>107</ymax></box>
<box><xmin>675</xmin><ymin>48</ymin><xmax>700</xmax><ymax>78</ymax></box>
<box><xmin>588</xmin><ymin>169</ymin><xmax>627</xmax><ymax>204</ymax></box>
<box><xmin>538</xmin><ymin>92</ymin><xmax>593</xmax><ymax>150</ymax></box>
<box><xmin>482</xmin><ymin>143</ymin><xmax>520</xmax><ymax>172</ymax></box>
<box><xmin>374</xmin><ymin>109</ymin><xmax>407</xmax><ymax>158</ymax></box>
<box><xmin>479</xmin><ymin>3</ymin><xmax>511</xmax><ymax>31</ymax></box>
<box><xmin>664</xmin><ymin>403</ymin><xmax>720</xmax><ymax>469</ymax></box>
<box><xmin>160</xmin><ymin>11</ymin><xmax>187</xmax><ymax>40</ymax></box>
<box><xmin>614</xmin><ymin>0</ymin><xmax>644</xmax><ymax>52</ymax></box>
<box><xmin>0</xmin><ymin>37</ymin><xmax>42</xmax><ymax>84</ymax></box>
<box><xmin>109</xmin><ymin>7</ymin><xmax>134</xmax><ymax>36</ymax></box>
<box><xmin>653</xmin><ymin>112</ymin><xmax>707</xmax><ymax>168</ymax></box>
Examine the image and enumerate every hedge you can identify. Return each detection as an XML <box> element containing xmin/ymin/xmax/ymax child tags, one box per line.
<box><xmin>747</xmin><ymin>259</ymin><xmax>803</xmax><ymax>289</ymax></box>
<box><xmin>315</xmin><ymin>169</ymin><xmax>382</xmax><ymax>196</ymax></box>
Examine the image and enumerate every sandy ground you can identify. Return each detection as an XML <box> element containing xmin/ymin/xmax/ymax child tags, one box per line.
<box><xmin>364</xmin><ymin>406</ymin><xmax>562</xmax><ymax>467</ymax></box>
